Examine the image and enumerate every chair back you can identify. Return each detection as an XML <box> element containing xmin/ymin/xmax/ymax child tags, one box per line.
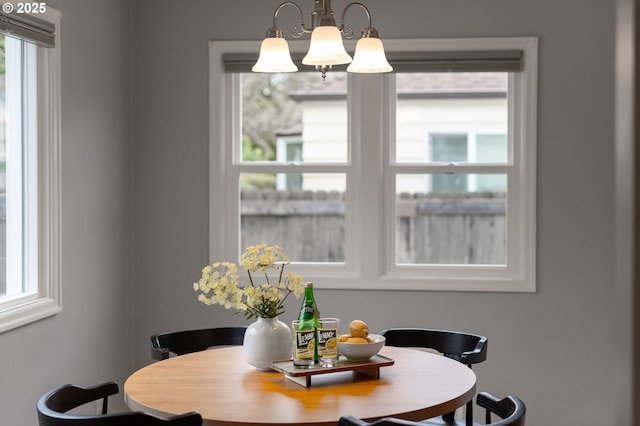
<box><xmin>338</xmin><ymin>392</ymin><xmax>525</xmax><ymax>426</ymax></box>
<box><xmin>380</xmin><ymin>327</ymin><xmax>488</xmax><ymax>426</ymax></box>
<box><xmin>477</xmin><ymin>392</ymin><xmax>526</xmax><ymax>426</ymax></box>
<box><xmin>380</xmin><ymin>328</ymin><xmax>487</xmax><ymax>366</ymax></box>
<box><xmin>150</xmin><ymin>326</ymin><xmax>247</xmax><ymax>360</ymax></box>
<box><xmin>37</xmin><ymin>382</ymin><xmax>203</xmax><ymax>426</ymax></box>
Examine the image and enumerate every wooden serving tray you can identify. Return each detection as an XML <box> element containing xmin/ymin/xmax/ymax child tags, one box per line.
<box><xmin>270</xmin><ymin>354</ymin><xmax>395</xmax><ymax>387</ymax></box>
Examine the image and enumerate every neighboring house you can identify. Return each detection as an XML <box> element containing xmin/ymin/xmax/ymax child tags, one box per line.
<box><xmin>276</xmin><ymin>72</ymin><xmax>508</xmax><ymax>193</ymax></box>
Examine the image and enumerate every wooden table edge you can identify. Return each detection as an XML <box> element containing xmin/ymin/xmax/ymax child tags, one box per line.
<box><xmin>124</xmin><ymin>346</ymin><xmax>477</xmax><ymax>426</ymax></box>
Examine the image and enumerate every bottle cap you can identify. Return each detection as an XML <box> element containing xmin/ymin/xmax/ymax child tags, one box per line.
<box><xmin>305</xmin><ymin>282</ymin><xmax>313</xmax><ymax>288</ymax></box>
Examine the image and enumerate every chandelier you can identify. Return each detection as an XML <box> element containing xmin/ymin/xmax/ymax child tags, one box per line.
<box><xmin>252</xmin><ymin>0</ymin><xmax>392</xmax><ymax>80</ymax></box>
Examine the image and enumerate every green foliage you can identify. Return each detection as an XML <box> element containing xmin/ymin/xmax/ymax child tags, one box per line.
<box><xmin>239</xmin><ymin>72</ymin><xmax>320</xmax><ymax>189</ymax></box>
<box><xmin>241</xmin><ymin>135</ymin><xmax>265</xmax><ymax>161</ymax></box>
<box><xmin>241</xmin><ymin>73</ymin><xmax>317</xmax><ymax>162</ymax></box>
<box><xmin>240</xmin><ymin>174</ymin><xmax>276</xmax><ymax>190</ymax></box>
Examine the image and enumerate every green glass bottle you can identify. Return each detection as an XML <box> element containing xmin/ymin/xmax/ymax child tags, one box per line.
<box><xmin>295</xmin><ymin>282</ymin><xmax>320</xmax><ymax>364</ymax></box>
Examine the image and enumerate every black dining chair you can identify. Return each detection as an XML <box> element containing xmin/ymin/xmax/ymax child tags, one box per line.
<box><xmin>338</xmin><ymin>392</ymin><xmax>525</xmax><ymax>426</ymax></box>
<box><xmin>150</xmin><ymin>326</ymin><xmax>247</xmax><ymax>360</ymax></box>
<box><xmin>37</xmin><ymin>381</ymin><xmax>202</xmax><ymax>425</ymax></box>
<box><xmin>380</xmin><ymin>328</ymin><xmax>488</xmax><ymax>426</ymax></box>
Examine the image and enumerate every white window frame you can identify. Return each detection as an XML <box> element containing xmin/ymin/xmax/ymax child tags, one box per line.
<box><xmin>0</xmin><ymin>7</ymin><xmax>62</xmax><ymax>333</ymax></box>
<box><xmin>209</xmin><ymin>37</ymin><xmax>537</xmax><ymax>292</ymax></box>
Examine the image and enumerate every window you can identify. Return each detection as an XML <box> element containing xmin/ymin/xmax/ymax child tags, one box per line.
<box><xmin>210</xmin><ymin>37</ymin><xmax>537</xmax><ymax>291</ymax></box>
<box><xmin>0</xmin><ymin>8</ymin><xmax>62</xmax><ymax>332</ymax></box>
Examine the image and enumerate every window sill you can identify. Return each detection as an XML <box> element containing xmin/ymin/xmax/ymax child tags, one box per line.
<box><xmin>0</xmin><ymin>296</ymin><xmax>61</xmax><ymax>333</ymax></box>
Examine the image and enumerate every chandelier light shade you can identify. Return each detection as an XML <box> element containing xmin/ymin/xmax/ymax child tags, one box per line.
<box><xmin>302</xmin><ymin>26</ymin><xmax>352</xmax><ymax>66</ymax></box>
<box><xmin>347</xmin><ymin>35</ymin><xmax>392</xmax><ymax>73</ymax></box>
<box><xmin>252</xmin><ymin>36</ymin><xmax>298</xmax><ymax>72</ymax></box>
<box><xmin>253</xmin><ymin>0</ymin><xmax>392</xmax><ymax>80</ymax></box>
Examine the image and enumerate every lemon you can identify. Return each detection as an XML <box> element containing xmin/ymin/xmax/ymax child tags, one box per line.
<box><xmin>348</xmin><ymin>320</ymin><xmax>369</xmax><ymax>338</ymax></box>
<box><xmin>338</xmin><ymin>334</ymin><xmax>350</xmax><ymax>342</ymax></box>
<box><xmin>346</xmin><ymin>337</ymin><xmax>369</xmax><ymax>344</ymax></box>
<box><xmin>326</xmin><ymin>338</ymin><xmax>337</xmax><ymax>350</ymax></box>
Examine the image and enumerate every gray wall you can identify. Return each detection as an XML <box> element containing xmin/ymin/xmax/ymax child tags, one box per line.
<box><xmin>0</xmin><ymin>1</ymin><xmax>133</xmax><ymax>424</ymax></box>
<box><xmin>132</xmin><ymin>1</ymin><xmax>617</xmax><ymax>425</ymax></box>
<box><xmin>0</xmin><ymin>0</ymin><xmax>625</xmax><ymax>425</ymax></box>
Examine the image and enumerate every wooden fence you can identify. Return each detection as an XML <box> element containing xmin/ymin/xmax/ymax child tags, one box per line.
<box><xmin>241</xmin><ymin>189</ymin><xmax>506</xmax><ymax>264</ymax></box>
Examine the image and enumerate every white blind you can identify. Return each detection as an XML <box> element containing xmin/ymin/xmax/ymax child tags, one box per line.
<box><xmin>0</xmin><ymin>11</ymin><xmax>55</xmax><ymax>47</ymax></box>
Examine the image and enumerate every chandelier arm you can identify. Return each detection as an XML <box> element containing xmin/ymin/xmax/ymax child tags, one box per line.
<box><xmin>339</xmin><ymin>2</ymin><xmax>373</xmax><ymax>38</ymax></box>
<box><xmin>272</xmin><ymin>1</ymin><xmax>313</xmax><ymax>38</ymax></box>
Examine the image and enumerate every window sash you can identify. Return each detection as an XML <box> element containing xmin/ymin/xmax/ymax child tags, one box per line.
<box><xmin>4</xmin><ymin>36</ymin><xmax>37</xmax><ymax>298</ymax></box>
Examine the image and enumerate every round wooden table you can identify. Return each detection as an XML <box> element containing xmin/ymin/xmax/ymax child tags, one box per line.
<box><xmin>124</xmin><ymin>346</ymin><xmax>476</xmax><ymax>426</ymax></box>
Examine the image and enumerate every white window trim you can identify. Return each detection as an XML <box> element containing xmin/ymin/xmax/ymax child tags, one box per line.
<box><xmin>209</xmin><ymin>37</ymin><xmax>537</xmax><ymax>292</ymax></box>
<box><xmin>0</xmin><ymin>7</ymin><xmax>62</xmax><ymax>333</ymax></box>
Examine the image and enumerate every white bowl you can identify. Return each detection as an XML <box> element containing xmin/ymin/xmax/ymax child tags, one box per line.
<box><xmin>338</xmin><ymin>334</ymin><xmax>385</xmax><ymax>361</ymax></box>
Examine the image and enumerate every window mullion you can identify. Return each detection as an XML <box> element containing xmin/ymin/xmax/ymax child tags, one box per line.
<box><xmin>233</xmin><ymin>164</ymin><xmax>350</xmax><ymax>173</ymax></box>
<box><xmin>383</xmin><ymin>74</ymin><xmax>396</xmax><ymax>277</ymax></box>
<box><xmin>351</xmin><ymin>75</ymin><xmax>386</xmax><ymax>281</ymax></box>
<box><xmin>390</xmin><ymin>164</ymin><xmax>513</xmax><ymax>174</ymax></box>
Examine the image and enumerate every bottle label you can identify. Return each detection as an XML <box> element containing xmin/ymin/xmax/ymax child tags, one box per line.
<box><xmin>317</xmin><ymin>327</ymin><xmax>338</xmax><ymax>357</ymax></box>
<box><xmin>300</xmin><ymin>304</ymin><xmax>318</xmax><ymax>319</ymax></box>
<box><xmin>294</xmin><ymin>328</ymin><xmax>315</xmax><ymax>359</ymax></box>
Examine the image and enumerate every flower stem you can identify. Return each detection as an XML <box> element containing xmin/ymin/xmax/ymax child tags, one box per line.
<box><xmin>278</xmin><ymin>265</ymin><xmax>284</xmax><ymax>285</ymax></box>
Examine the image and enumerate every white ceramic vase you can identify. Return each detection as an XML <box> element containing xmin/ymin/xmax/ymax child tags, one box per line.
<box><xmin>243</xmin><ymin>316</ymin><xmax>293</xmax><ymax>371</ymax></box>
